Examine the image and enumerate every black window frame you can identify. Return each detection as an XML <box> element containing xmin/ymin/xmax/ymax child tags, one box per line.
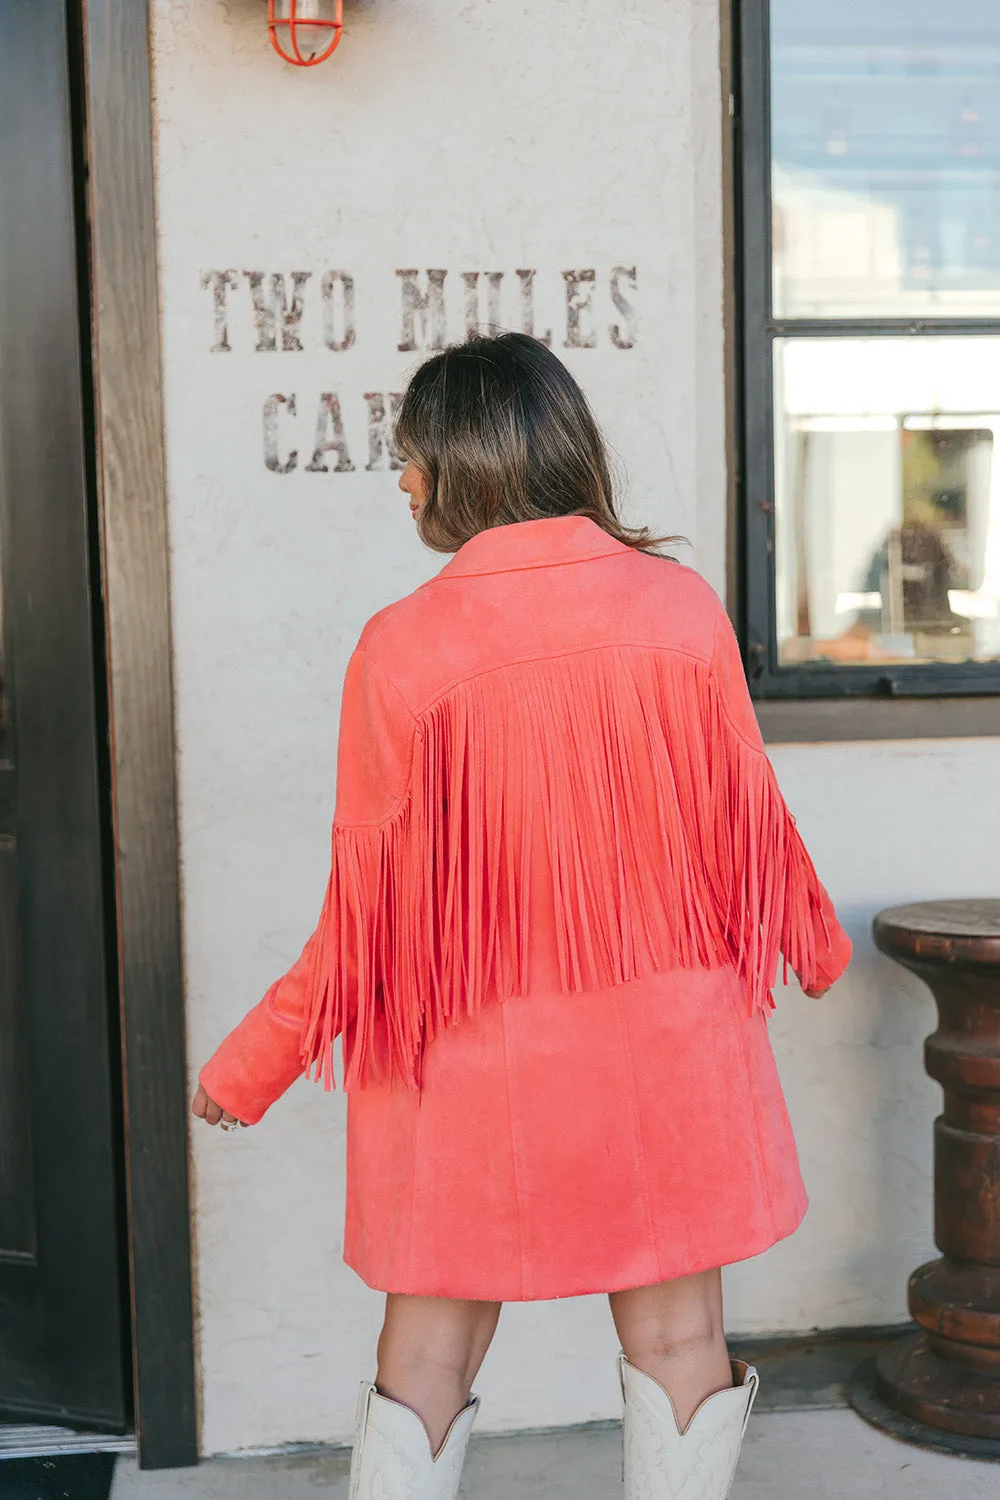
<box><xmin>736</xmin><ymin>0</ymin><xmax>1000</xmax><ymax>701</ymax></box>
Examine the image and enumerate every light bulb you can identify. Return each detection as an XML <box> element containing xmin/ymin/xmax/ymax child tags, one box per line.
<box><xmin>272</xmin><ymin>0</ymin><xmax>338</xmax><ymax>62</ymax></box>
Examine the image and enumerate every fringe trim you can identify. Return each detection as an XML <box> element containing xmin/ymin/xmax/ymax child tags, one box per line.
<box><xmin>300</xmin><ymin>648</ymin><xmax>830</xmax><ymax>1091</ymax></box>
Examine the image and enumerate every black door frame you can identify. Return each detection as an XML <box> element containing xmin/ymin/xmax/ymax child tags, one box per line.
<box><xmin>0</xmin><ymin>0</ymin><xmax>131</xmax><ymax>1433</ymax></box>
<box><xmin>76</xmin><ymin>0</ymin><xmax>197</xmax><ymax>1470</ymax></box>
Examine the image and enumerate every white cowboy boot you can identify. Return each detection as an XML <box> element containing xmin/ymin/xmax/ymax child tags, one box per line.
<box><xmin>347</xmin><ymin>1382</ymin><xmax>479</xmax><ymax>1500</ymax></box>
<box><xmin>619</xmin><ymin>1355</ymin><xmax>759</xmax><ymax>1500</ymax></box>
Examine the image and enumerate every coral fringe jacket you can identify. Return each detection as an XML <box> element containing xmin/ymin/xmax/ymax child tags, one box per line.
<box><xmin>201</xmin><ymin>517</ymin><xmax>851</xmax><ymax>1299</ymax></box>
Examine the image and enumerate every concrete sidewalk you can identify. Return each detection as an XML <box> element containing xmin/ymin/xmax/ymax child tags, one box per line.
<box><xmin>111</xmin><ymin>1408</ymin><xmax>998</xmax><ymax>1498</ymax></box>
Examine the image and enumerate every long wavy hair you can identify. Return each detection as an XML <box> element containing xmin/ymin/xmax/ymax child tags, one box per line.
<box><xmin>394</xmin><ymin>332</ymin><xmax>681</xmax><ymax>555</ymax></box>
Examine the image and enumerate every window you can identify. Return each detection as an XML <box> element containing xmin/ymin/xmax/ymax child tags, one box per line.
<box><xmin>738</xmin><ymin>0</ymin><xmax>1000</xmax><ymax>698</ymax></box>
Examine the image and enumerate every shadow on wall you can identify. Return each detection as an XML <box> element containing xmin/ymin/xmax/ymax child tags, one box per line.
<box><xmin>845</xmin><ymin>919</ymin><xmax>939</xmax><ymax>1309</ymax></box>
<box><xmin>735</xmin><ymin>905</ymin><xmax>940</xmax><ymax>1333</ymax></box>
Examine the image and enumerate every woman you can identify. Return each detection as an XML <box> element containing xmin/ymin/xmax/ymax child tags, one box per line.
<box><xmin>193</xmin><ymin>333</ymin><xmax>851</xmax><ymax>1500</ymax></box>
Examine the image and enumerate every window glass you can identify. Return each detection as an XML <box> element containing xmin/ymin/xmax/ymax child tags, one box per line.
<box><xmin>774</xmin><ymin>337</ymin><xmax>1000</xmax><ymax>665</ymax></box>
<box><xmin>771</xmin><ymin>2</ymin><xmax>1000</xmax><ymax>317</ymax></box>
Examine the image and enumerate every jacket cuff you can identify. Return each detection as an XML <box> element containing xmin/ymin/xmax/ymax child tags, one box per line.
<box><xmin>813</xmin><ymin>912</ymin><xmax>853</xmax><ymax>992</ymax></box>
<box><xmin>198</xmin><ymin>984</ymin><xmax>305</xmax><ymax>1125</ymax></box>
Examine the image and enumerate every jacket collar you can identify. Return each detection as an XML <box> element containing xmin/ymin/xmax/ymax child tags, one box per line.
<box><xmin>435</xmin><ymin>516</ymin><xmax>628</xmax><ymax>580</ymax></box>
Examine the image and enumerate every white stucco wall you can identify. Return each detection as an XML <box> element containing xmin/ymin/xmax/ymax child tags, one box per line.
<box><xmin>152</xmin><ymin>0</ymin><xmax>1000</xmax><ymax>1458</ymax></box>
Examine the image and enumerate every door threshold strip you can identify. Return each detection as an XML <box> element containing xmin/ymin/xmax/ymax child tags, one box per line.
<box><xmin>0</xmin><ymin>1425</ymin><xmax>135</xmax><ymax>1460</ymax></box>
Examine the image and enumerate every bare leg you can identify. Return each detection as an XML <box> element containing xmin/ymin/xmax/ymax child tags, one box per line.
<box><xmin>610</xmin><ymin>1269</ymin><xmax>732</xmax><ymax>1432</ymax></box>
<box><xmin>376</xmin><ymin>1294</ymin><xmax>502</xmax><ymax>1455</ymax></box>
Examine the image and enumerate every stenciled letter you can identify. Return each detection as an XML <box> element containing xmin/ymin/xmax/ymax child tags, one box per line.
<box><xmin>306</xmin><ymin>392</ymin><xmax>355</xmax><ymax>473</ymax></box>
<box><xmin>244</xmin><ymin>271</ymin><xmax>312</xmax><ymax>352</ymax></box>
<box><xmin>515</xmin><ymin>269</ymin><xmax>552</xmax><ymax>347</ymax></box>
<box><xmin>396</xmin><ymin>269</ymin><xmax>447</xmax><ymax>352</ymax></box>
<box><xmin>322</xmin><ymin>270</ymin><xmax>356</xmax><ymax>352</ymax></box>
<box><xmin>263</xmin><ymin>394</ymin><xmax>298</xmax><ymax>473</ymax></box>
<box><xmin>562</xmin><ymin>269</ymin><xmax>598</xmax><ymax>349</ymax></box>
<box><xmin>364</xmin><ymin>393</ymin><xmax>406</xmax><ymax>472</ymax></box>
<box><xmin>461</xmin><ymin>272</ymin><xmax>505</xmax><ymax>338</ymax></box>
<box><xmin>201</xmin><ymin>269</ymin><xmax>239</xmax><ymax>352</ymax></box>
<box><xmin>610</xmin><ymin>266</ymin><xmax>638</xmax><ymax>349</ymax></box>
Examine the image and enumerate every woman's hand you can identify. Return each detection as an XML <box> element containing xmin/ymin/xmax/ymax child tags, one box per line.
<box><xmin>191</xmin><ymin>1082</ymin><xmax>248</xmax><ymax>1130</ymax></box>
<box><xmin>802</xmin><ymin>984</ymin><xmax>830</xmax><ymax>1000</ymax></box>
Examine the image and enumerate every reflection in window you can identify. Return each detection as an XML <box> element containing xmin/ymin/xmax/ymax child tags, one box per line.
<box><xmin>775</xmin><ymin>338</ymin><xmax>1000</xmax><ymax>666</ymax></box>
<box><xmin>771</xmin><ymin>2</ymin><xmax>1000</xmax><ymax>317</ymax></box>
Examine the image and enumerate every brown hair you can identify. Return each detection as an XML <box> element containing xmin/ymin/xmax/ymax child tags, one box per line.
<box><xmin>394</xmin><ymin>332</ymin><xmax>681</xmax><ymax>555</ymax></box>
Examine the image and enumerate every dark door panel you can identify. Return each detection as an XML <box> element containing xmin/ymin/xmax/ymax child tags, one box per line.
<box><xmin>0</xmin><ymin>0</ymin><xmax>127</xmax><ymax>1429</ymax></box>
<box><xmin>0</xmin><ymin>831</ymin><xmax>34</xmax><ymax>1262</ymax></box>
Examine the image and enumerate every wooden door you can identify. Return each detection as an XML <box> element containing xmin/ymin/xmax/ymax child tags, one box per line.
<box><xmin>0</xmin><ymin>0</ymin><xmax>128</xmax><ymax>1430</ymax></box>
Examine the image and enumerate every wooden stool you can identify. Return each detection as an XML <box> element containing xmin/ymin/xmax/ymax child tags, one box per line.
<box><xmin>872</xmin><ymin>900</ymin><xmax>1000</xmax><ymax>1442</ymax></box>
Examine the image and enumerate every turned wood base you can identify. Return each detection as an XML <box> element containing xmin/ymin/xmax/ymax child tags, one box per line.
<box><xmin>868</xmin><ymin>901</ymin><xmax>1000</xmax><ymax>1448</ymax></box>
<box><xmin>876</xmin><ymin>1332</ymin><xmax>1000</xmax><ymax>1440</ymax></box>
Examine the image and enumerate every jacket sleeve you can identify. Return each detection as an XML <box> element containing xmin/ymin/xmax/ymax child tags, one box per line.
<box><xmin>197</xmin><ymin>641</ymin><xmax>415</xmax><ymax>1123</ymax></box>
<box><xmin>709</xmin><ymin>603</ymin><xmax>852</xmax><ymax>998</ymax></box>
<box><xmin>197</xmin><ymin>931</ymin><xmax>320</xmax><ymax>1125</ymax></box>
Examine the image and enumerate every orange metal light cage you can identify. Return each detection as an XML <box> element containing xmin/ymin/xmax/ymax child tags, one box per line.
<box><xmin>268</xmin><ymin>0</ymin><xmax>344</xmax><ymax>67</ymax></box>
